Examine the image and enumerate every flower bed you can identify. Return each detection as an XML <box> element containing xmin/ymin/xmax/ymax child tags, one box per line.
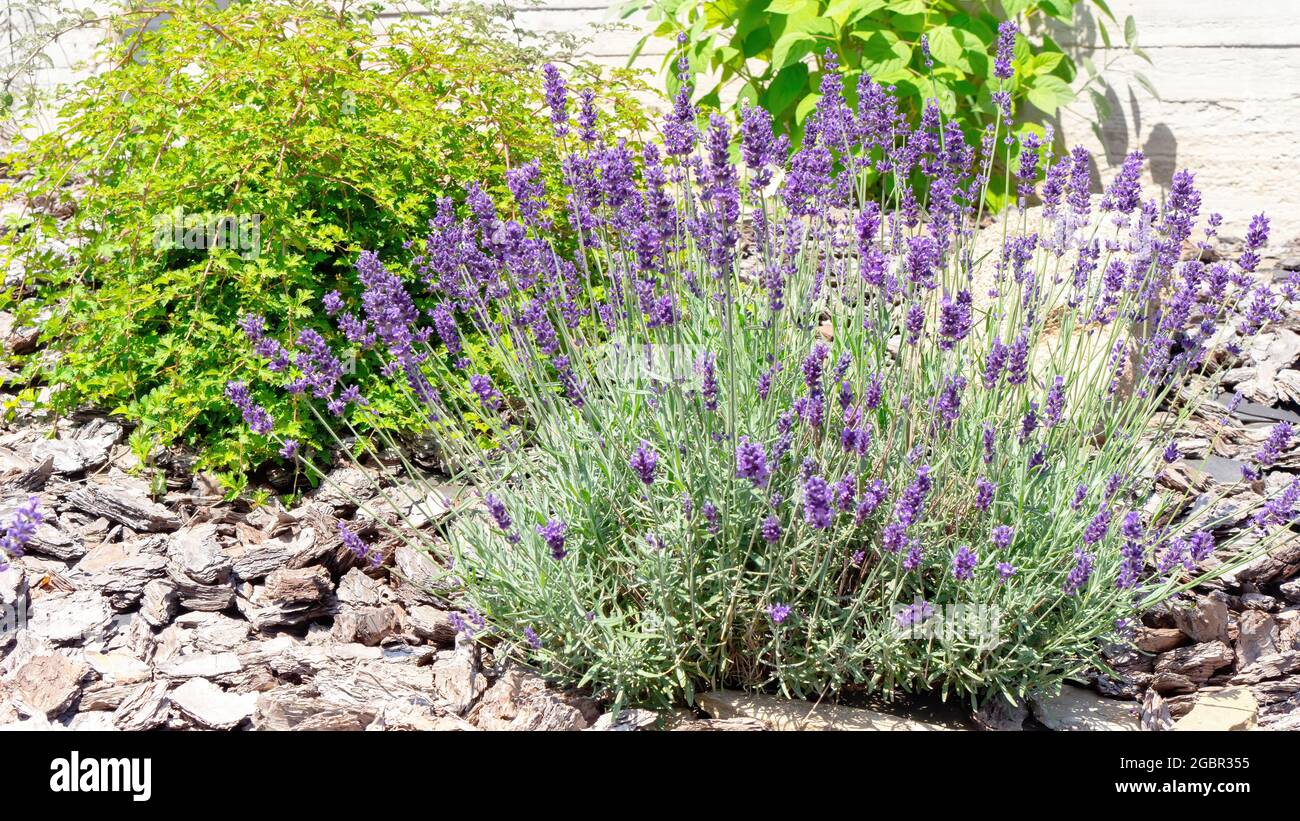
<box><xmin>227</xmin><ymin>29</ymin><xmax>1300</xmax><ymax>709</ymax></box>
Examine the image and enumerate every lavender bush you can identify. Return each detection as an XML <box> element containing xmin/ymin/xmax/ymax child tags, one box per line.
<box><xmin>232</xmin><ymin>32</ymin><xmax>1299</xmax><ymax>708</ymax></box>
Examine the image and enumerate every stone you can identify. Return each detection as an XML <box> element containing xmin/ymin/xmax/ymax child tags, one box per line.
<box><xmin>112</xmin><ymin>680</ymin><xmax>171</xmax><ymax>731</ymax></box>
<box><xmin>367</xmin><ymin>700</ymin><xmax>475</xmax><ymax>731</ymax></box>
<box><xmin>1173</xmin><ymin>688</ymin><xmax>1258</xmax><ymax>731</ymax></box>
<box><xmin>230</xmin><ymin>537</ymin><xmax>299</xmax><ymax>581</ymax></box>
<box><xmin>1139</xmin><ymin>689</ymin><xmax>1174</xmax><ymax>731</ymax></box>
<box><xmin>335</xmin><ymin>567</ymin><xmax>386</xmax><ymax>608</ymax></box>
<box><xmin>157</xmin><ymin>653</ymin><xmax>242</xmax><ymax>679</ymax></box>
<box><xmin>1235</xmin><ymin>611</ymin><xmax>1279</xmax><ymax>670</ymax></box>
<box><xmin>331</xmin><ymin>605</ymin><xmax>402</xmax><ymax>647</ymax></box>
<box><xmin>1170</xmin><ymin>596</ymin><xmax>1232</xmax><ymax>643</ymax></box>
<box><xmin>1156</xmin><ymin>640</ymin><xmax>1235</xmax><ymax>684</ymax></box>
<box><xmin>26</xmin><ymin>588</ymin><xmax>115</xmax><ymax>645</ymax></box>
<box><xmin>178</xmin><ymin>612</ymin><xmax>250</xmax><ymax>653</ymax></box>
<box><xmin>253</xmin><ymin>689</ymin><xmax>375</xmax><ymax>731</ymax></box>
<box><xmin>1150</xmin><ymin>672</ymin><xmax>1199</xmax><ymax>695</ymax></box>
<box><xmin>1027</xmin><ymin>684</ymin><xmax>1141</xmax><ymax>731</ymax></box>
<box><xmin>83</xmin><ymin>651</ymin><xmax>151</xmax><ymax>685</ymax></box>
<box><xmin>1281</xmin><ymin>578</ymin><xmax>1300</xmax><ymax>603</ymax></box>
<box><xmin>972</xmin><ymin>696</ymin><xmax>1028</xmax><ymax>731</ymax></box>
<box><xmin>139</xmin><ymin>579</ymin><xmax>178</xmax><ymax>628</ymax></box>
<box><xmin>589</xmin><ymin>709</ymin><xmax>659</xmax><ymax>731</ymax></box>
<box><xmin>168</xmin><ymin>678</ymin><xmax>256</xmax><ymax>730</ymax></box>
<box><xmin>94</xmin><ymin>554</ymin><xmax>169</xmax><ymax>610</ymax></box>
<box><xmin>167</xmin><ymin>566</ymin><xmax>234</xmax><ymax>612</ymax></box>
<box><xmin>31</xmin><ymin>424</ymin><xmax>120</xmax><ymax>475</ymax></box>
<box><xmin>313</xmin><ymin>467</ymin><xmax>376</xmax><ymax>510</ymax></box>
<box><xmin>698</xmin><ymin>690</ymin><xmax>947</xmax><ymax>731</ymax></box>
<box><xmin>9</xmin><ymin>654</ymin><xmax>87</xmax><ymax>718</ymax></box>
<box><xmin>405</xmin><ymin>605</ymin><xmax>456</xmax><ymax>646</ymax></box>
<box><xmin>1135</xmin><ymin>627</ymin><xmax>1187</xmax><ymax>654</ymax></box>
<box><xmin>468</xmin><ymin>667</ymin><xmax>590</xmax><ymax>731</ymax></box>
<box><xmin>264</xmin><ymin>565</ymin><xmax>331</xmax><ymax>603</ymax></box>
<box><xmin>65</xmin><ymin>481</ymin><xmax>180</xmax><ymax>532</ymax></box>
<box><xmin>1230</xmin><ymin>650</ymin><xmax>1300</xmax><ymax>684</ymax></box>
<box><xmin>669</xmin><ymin>717</ymin><xmax>766</xmax><ymax>731</ymax></box>
<box><xmin>167</xmin><ymin>523</ymin><xmax>232</xmax><ymax>584</ymax></box>
<box><xmin>24</xmin><ymin>518</ymin><xmax>85</xmax><ymax>561</ymax></box>
<box><xmin>431</xmin><ymin>646</ymin><xmax>487</xmax><ymax>715</ymax></box>
<box><xmin>1241</xmin><ymin>592</ymin><xmax>1277</xmax><ymax>611</ymax></box>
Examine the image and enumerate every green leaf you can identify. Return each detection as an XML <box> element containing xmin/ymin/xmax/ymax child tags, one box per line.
<box><xmin>999</xmin><ymin>0</ymin><xmax>1034</xmax><ymax>16</ymax></box>
<box><xmin>1026</xmin><ymin>74</ymin><xmax>1073</xmax><ymax>115</ymax></box>
<box><xmin>887</xmin><ymin>0</ymin><xmax>926</xmax><ymax>13</ymax></box>
<box><xmin>926</xmin><ymin>25</ymin><xmax>977</xmax><ymax>72</ymax></box>
<box><xmin>1132</xmin><ymin>71</ymin><xmax>1160</xmax><ymax>100</ymax></box>
<box><xmin>766</xmin><ymin>0</ymin><xmax>814</xmax><ymax>14</ymax></box>
<box><xmin>1124</xmin><ymin>14</ymin><xmax>1138</xmax><ymax>47</ymax></box>
<box><xmin>826</xmin><ymin>0</ymin><xmax>885</xmax><ymax>25</ymax></box>
<box><xmin>771</xmin><ymin>30</ymin><xmax>816</xmax><ymax>69</ymax></box>
<box><xmin>763</xmin><ymin>62</ymin><xmax>810</xmax><ymax>116</ymax></box>
<box><xmin>794</xmin><ymin>92</ymin><xmax>822</xmax><ymax>124</ymax></box>
<box><xmin>851</xmin><ymin>29</ymin><xmax>912</xmax><ymax>76</ymax></box>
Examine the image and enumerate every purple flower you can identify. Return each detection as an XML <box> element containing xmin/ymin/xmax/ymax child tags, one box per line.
<box><xmin>952</xmin><ymin>545</ymin><xmax>978</xmax><ymax>581</ymax></box>
<box><xmin>1006</xmin><ymin>331</ymin><xmax>1029</xmax><ymax>385</ymax></box>
<box><xmin>804</xmin><ymin>475</ymin><xmax>833</xmax><ymax>529</ymax></box>
<box><xmin>469</xmin><ymin>374</ymin><xmax>502</xmax><ymax>412</ymax></box>
<box><xmin>935</xmin><ymin>375</ymin><xmax>966</xmax><ymax>426</ymax></box>
<box><xmin>996</xmin><ymin>562</ymin><xmax>1017</xmax><ymax>582</ymax></box>
<box><xmin>699</xmin><ymin>353</ymin><xmax>719</xmax><ymax>411</ymax></box>
<box><xmin>761</xmin><ymin>515</ymin><xmax>782</xmax><ymax>543</ymax></box>
<box><xmin>1238</xmin><ymin>213</ymin><xmax>1269</xmax><ymax>273</ymax></box>
<box><xmin>896</xmin><ymin>599</ymin><xmax>934</xmax><ymax>629</ymax></box>
<box><xmin>524</xmin><ymin>626</ymin><xmax>542</xmax><ymax>650</ymax></box>
<box><xmin>337</xmin><ymin>521</ymin><xmax>381</xmax><ymax>568</ymax></box>
<box><xmin>537</xmin><ymin>518</ymin><xmax>568</xmax><ymax>560</ymax></box>
<box><xmin>1162</xmin><ymin>440</ymin><xmax>1181</xmax><ymax>463</ymax></box>
<box><xmin>801</xmin><ymin>343</ymin><xmax>829</xmax><ymax>396</ymax></box>
<box><xmin>278</xmin><ymin>439</ymin><xmax>299</xmax><ymax>460</ymax></box>
<box><xmin>991</xmin><ymin>525</ymin><xmax>1014</xmax><ymax>550</ymax></box>
<box><xmin>1083</xmin><ymin>507</ymin><xmax>1111</xmax><ymax>545</ymax></box>
<box><xmin>893</xmin><ymin>465</ymin><xmax>932</xmax><ymax>527</ymax></box>
<box><xmin>767</xmin><ymin>603</ymin><xmax>791</xmax><ymax>624</ymax></box>
<box><xmin>1189</xmin><ymin>530</ymin><xmax>1216</xmax><ymax>561</ymax></box>
<box><xmin>321</xmin><ymin>291</ymin><xmax>343</xmax><ymax>315</ymax></box>
<box><xmin>1100</xmin><ymin>150</ymin><xmax>1144</xmax><ymax>215</ymax></box>
<box><xmin>0</xmin><ymin>496</ymin><xmax>41</xmax><ymax>563</ymax></box>
<box><xmin>735</xmin><ymin>438</ymin><xmax>771</xmax><ymax>487</ymax></box>
<box><xmin>1063</xmin><ymin>548</ymin><xmax>1094</xmax><ymax>595</ymax></box>
<box><xmin>937</xmin><ymin>291</ymin><xmax>972</xmax><ymax>349</ymax></box>
<box><xmin>629</xmin><ymin>440</ymin><xmax>659</xmax><ymax>485</ymax></box>
<box><xmin>1044</xmin><ymin>377</ymin><xmax>1066</xmax><ymax>428</ymax></box>
<box><xmin>994</xmin><ymin>21</ymin><xmax>1017</xmax><ymax>80</ymax></box>
<box><xmin>982</xmin><ymin>423</ymin><xmax>996</xmax><ymax>464</ymax></box>
<box><xmin>485</xmin><ymin>493</ymin><xmax>513</xmax><ymax>532</ymax></box>
<box><xmin>225</xmin><ymin>381</ymin><xmax>273</xmax><ymax>436</ymax></box>
<box><xmin>983</xmin><ymin>338</ymin><xmax>1008</xmax><ymax>388</ymax></box>
<box><xmin>1071</xmin><ymin>483</ymin><xmax>1088</xmax><ymax>510</ymax></box>
<box><xmin>975</xmin><ymin>477</ymin><xmax>996</xmax><ymax>512</ymax></box>
<box><xmin>542</xmin><ymin>63</ymin><xmax>569</xmax><ymax>137</ymax></box>
<box><xmin>1255</xmin><ymin>422</ymin><xmax>1292</xmax><ymax>466</ymax></box>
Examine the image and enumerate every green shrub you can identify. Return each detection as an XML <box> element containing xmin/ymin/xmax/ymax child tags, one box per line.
<box><xmin>624</xmin><ymin>0</ymin><xmax>1153</xmax><ymax>209</ymax></box>
<box><xmin>0</xmin><ymin>0</ymin><xmax>648</xmax><ymax>486</ymax></box>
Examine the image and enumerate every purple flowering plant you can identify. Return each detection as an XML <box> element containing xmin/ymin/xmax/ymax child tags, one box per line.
<box><xmin>230</xmin><ymin>39</ymin><xmax>1300</xmax><ymax>708</ymax></box>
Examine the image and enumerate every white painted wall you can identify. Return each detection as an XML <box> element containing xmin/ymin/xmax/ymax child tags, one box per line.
<box><xmin>10</xmin><ymin>0</ymin><xmax>1300</xmax><ymax>244</ymax></box>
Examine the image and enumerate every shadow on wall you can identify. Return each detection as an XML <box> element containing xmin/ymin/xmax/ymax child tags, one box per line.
<box><xmin>1040</xmin><ymin>5</ymin><xmax>1178</xmax><ymax>195</ymax></box>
